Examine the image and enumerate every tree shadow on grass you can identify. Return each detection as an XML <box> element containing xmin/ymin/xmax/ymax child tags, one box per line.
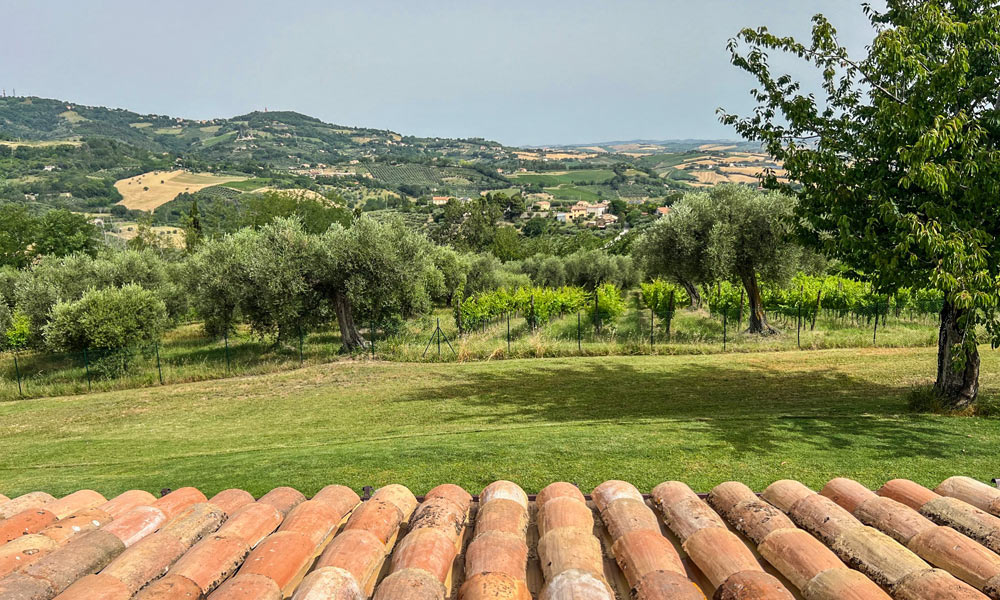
<box><xmin>391</xmin><ymin>359</ymin><xmax>966</xmax><ymax>460</ymax></box>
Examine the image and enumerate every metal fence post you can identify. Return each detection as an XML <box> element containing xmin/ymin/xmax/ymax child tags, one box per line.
<box><xmin>666</xmin><ymin>290</ymin><xmax>675</xmax><ymax>341</ymax></box>
<box><xmin>650</xmin><ymin>307</ymin><xmax>654</xmax><ymax>347</ymax></box>
<box><xmin>506</xmin><ymin>312</ymin><xmax>510</xmax><ymax>354</ymax></box>
<box><xmin>13</xmin><ymin>353</ymin><xmax>23</xmax><ymax>397</ymax></box>
<box><xmin>83</xmin><ymin>348</ymin><xmax>92</xmax><ymax>392</ymax></box>
<box><xmin>437</xmin><ymin>318</ymin><xmax>441</xmax><ymax>358</ymax></box>
<box><xmin>155</xmin><ymin>343</ymin><xmax>163</xmax><ymax>385</ymax></box>
<box><xmin>738</xmin><ymin>288</ymin><xmax>745</xmax><ymax>332</ymax></box>
<box><xmin>224</xmin><ymin>332</ymin><xmax>231</xmax><ymax>373</ymax></box>
<box><xmin>873</xmin><ymin>301</ymin><xmax>879</xmax><ymax>346</ymax></box>
<box><xmin>724</xmin><ymin>308</ymin><xmax>729</xmax><ymax>350</ymax></box>
<box><xmin>370</xmin><ymin>319</ymin><xmax>375</xmax><ymax>360</ymax></box>
<box><xmin>796</xmin><ymin>299</ymin><xmax>802</xmax><ymax>349</ymax></box>
<box><xmin>577</xmin><ymin>312</ymin><xmax>582</xmax><ymax>352</ymax></box>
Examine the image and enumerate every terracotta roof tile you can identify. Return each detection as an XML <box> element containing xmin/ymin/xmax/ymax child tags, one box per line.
<box><xmin>825</xmin><ymin>476</ymin><xmax>1000</xmax><ymax>595</ymax></box>
<box><xmin>207</xmin><ymin>490</ymin><xmax>254</xmax><ymax>518</ymax></box>
<box><xmin>214</xmin><ymin>504</ymin><xmax>282</xmax><ymax>549</ymax></box>
<box><xmin>98</xmin><ymin>491</ymin><xmax>157</xmax><ymax>521</ymax></box>
<box><xmin>36</xmin><ymin>509</ymin><xmax>112</xmax><ymax>546</ymax></box>
<box><xmin>0</xmin><ymin>495</ymin><xmax>56</xmax><ymax>521</ymax></box>
<box><xmin>1</xmin><ymin>477</ymin><xmax>1000</xmax><ymax>599</ymax></box>
<box><xmin>152</xmin><ymin>489</ymin><xmax>207</xmax><ymax>522</ymax></box>
<box><xmin>134</xmin><ymin>573</ymin><xmax>203</xmax><ymax>600</ymax></box>
<box><xmin>937</xmin><ymin>477</ymin><xmax>1000</xmax><ymax>517</ymax></box>
<box><xmin>0</xmin><ymin>513</ymin><xmax>58</xmax><ymax>546</ymax></box>
<box><xmin>461</xmin><ymin>481</ymin><xmax>529</xmax><ymax>600</ymax></box>
<box><xmin>256</xmin><ymin>488</ymin><xmax>306</xmax><ymax>518</ymax></box>
<box><xmin>536</xmin><ymin>482</ymin><xmax>612</xmax><ymax>600</ymax></box>
<box><xmin>43</xmin><ymin>494</ymin><xmax>105</xmax><ymax>522</ymax></box>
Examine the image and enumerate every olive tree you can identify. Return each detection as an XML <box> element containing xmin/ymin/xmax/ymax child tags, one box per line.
<box><xmin>721</xmin><ymin>0</ymin><xmax>1000</xmax><ymax>405</ymax></box>
<box><xmin>563</xmin><ymin>250</ymin><xmax>639</xmax><ymax>291</ymax></box>
<box><xmin>633</xmin><ymin>199</ymin><xmax>716</xmax><ymax>308</ymax></box>
<box><xmin>193</xmin><ymin>218</ymin><xmax>326</xmax><ymax>343</ymax></box>
<box><xmin>634</xmin><ymin>186</ymin><xmax>801</xmax><ymax>333</ymax></box>
<box><xmin>706</xmin><ymin>186</ymin><xmax>802</xmax><ymax>334</ymax></box>
<box><xmin>317</xmin><ymin>216</ymin><xmax>437</xmax><ymax>351</ymax></box>
<box><xmin>44</xmin><ymin>284</ymin><xmax>168</xmax><ymax>376</ymax></box>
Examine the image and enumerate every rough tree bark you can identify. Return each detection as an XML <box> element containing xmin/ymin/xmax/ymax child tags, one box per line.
<box><xmin>680</xmin><ymin>280</ymin><xmax>701</xmax><ymax>309</ymax></box>
<box><xmin>334</xmin><ymin>291</ymin><xmax>367</xmax><ymax>351</ymax></box>
<box><xmin>934</xmin><ymin>299</ymin><xmax>979</xmax><ymax>407</ymax></box>
<box><xmin>739</xmin><ymin>269</ymin><xmax>778</xmax><ymax>335</ymax></box>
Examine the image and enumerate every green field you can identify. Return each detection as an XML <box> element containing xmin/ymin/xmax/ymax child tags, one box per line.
<box><xmin>1</xmin><ymin>346</ymin><xmax>996</xmax><ymax>499</ymax></box>
<box><xmin>509</xmin><ymin>169</ymin><xmax>615</xmax><ymax>186</ymax></box>
<box><xmin>546</xmin><ymin>184</ymin><xmax>604</xmax><ymax>201</ymax></box>
<box><xmin>220</xmin><ymin>177</ymin><xmax>273</xmax><ymax>191</ymax></box>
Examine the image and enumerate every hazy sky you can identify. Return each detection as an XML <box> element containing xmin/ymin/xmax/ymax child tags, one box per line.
<box><xmin>1</xmin><ymin>1</ymin><xmax>881</xmax><ymax>146</ymax></box>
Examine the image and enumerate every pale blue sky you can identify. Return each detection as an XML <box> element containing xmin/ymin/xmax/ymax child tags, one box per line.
<box><xmin>1</xmin><ymin>1</ymin><xmax>880</xmax><ymax>145</ymax></box>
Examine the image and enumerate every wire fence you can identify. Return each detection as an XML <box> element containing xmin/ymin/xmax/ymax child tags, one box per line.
<box><xmin>0</xmin><ymin>299</ymin><xmax>940</xmax><ymax>402</ymax></box>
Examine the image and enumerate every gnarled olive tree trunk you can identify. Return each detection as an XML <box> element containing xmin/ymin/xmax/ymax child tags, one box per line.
<box><xmin>679</xmin><ymin>279</ymin><xmax>701</xmax><ymax>309</ymax></box>
<box><xmin>739</xmin><ymin>269</ymin><xmax>777</xmax><ymax>335</ymax></box>
<box><xmin>935</xmin><ymin>299</ymin><xmax>979</xmax><ymax>407</ymax></box>
<box><xmin>334</xmin><ymin>291</ymin><xmax>367</xmax><ymax>352</ymax></box>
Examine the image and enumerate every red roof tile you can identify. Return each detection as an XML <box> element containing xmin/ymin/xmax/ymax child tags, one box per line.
<box><xmin>0</xmin><ymin>477</ymin><xmax>997</xmax><ymax>599</ymax></box>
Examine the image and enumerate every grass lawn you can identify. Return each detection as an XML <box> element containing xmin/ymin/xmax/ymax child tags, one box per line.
<box><xmin>0</xmin><ymin>347</ymin><xmax>996</xmax><ymax>500</ymax></box>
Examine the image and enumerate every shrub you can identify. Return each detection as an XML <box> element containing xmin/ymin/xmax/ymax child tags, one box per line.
<box><xmin>4</xmin><ymin>312</ymin><xmax>30</xmax><ymax>350</ymax></box>
<box><xmin>640</xmin><ymin>279</ymin><xmax>689</xmax><ymax>321</ymax></box>
<box><xmin>587</xmin><ymin>283</ymin><xmax>626</xmax><ymax>327</ymax></box>
<box><xmin>44</xmin><ymin>284</ymin><xmax>168</xmax><ymax>377</ymax></box>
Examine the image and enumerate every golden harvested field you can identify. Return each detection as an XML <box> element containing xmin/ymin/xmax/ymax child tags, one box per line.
<box><xmin>115</xmin><ymin>170</ymin><xmax>247</xmax><ymax>211</ymax></box>
<box><xmin>698</xmin><ymin>143</ymin><xmax>737</xmax><ymax>151</ymax></box>
<box><xmin>691</xmin><ymin>171</ymin><xmax>728</xmax><ymax>184</ymax></box>
<box><xmin>724</xmin><ymin>173</ymin><xmax>761</xmax><ymax>184</ymax></box>
<box><xmin>108</xmin><ymin>222</ymin><xmax>185</xmax><ymax>248</ymax></box>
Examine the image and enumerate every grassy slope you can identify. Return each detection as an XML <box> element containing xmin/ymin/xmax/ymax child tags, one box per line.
<box><xmin>1</xmin><ymin>347</ymin><xmax>996</xmax><ymax>499</ymax></box>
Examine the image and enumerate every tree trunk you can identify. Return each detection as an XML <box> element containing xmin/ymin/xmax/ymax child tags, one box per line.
<box><xmin>334</xmin><ymin>291</ymin><xmax>367</xmax><ymax>352</ymax></box>
<box><xmin>739</xmin><ymin>269</ymin><xmax>778</xmax><ymax>335</ymax></box>
<box><xmin>680</xmin><ymin>280</ymin><xmax>701</xmax><ymax>309</ymax></box>
<box><xmin>934</xmin><ymin>299</ymin><xmax>979</xmax><ymax>407</ymax></box>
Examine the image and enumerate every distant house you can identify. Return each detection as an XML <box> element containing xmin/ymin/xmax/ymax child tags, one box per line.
<box><xmin>586</xmin><ymin>201</ymin><xmax>609</xmax><ymax>216</ymax></box>
<box><xmin>570</xmin><ymin>202</ymin><xmax>589</xmax><ymax>219</ymax></box>
<box><xmin>555</xmin><ymin>212</ymin><xmax>571</xmax><ymax>223</ymax></box>
<box><xmin>534</xmin><ymin>200</ymin><xmax>551</xmax><ymax>211</ymax></box>
<box><xmin>656</xmin><ymin>206</ymin><xmax>672</xmax><ymax>218</ymax></box>
<box><xmin>432</xmin><ymin>196</ymin><xmax>452</xmax><ymax>206</ymax></box>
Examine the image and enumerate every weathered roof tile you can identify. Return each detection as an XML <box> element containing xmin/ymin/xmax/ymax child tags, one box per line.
<box><xmin>1</xmin><ymin>477</ymin><xmax>998</xmax><ymax>600</ymax></box>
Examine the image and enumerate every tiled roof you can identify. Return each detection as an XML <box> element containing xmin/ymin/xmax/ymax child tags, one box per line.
<box><xmin>0</xmin><ymin>477</ymin><xmax>998</xmax><ymax>599</ymax></box>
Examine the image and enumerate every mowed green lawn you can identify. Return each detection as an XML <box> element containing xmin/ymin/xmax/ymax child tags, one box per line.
<box><xmin>1</xmin><ymin>347</ymin><xmax>996</xmax><ymax>499</ymax></box>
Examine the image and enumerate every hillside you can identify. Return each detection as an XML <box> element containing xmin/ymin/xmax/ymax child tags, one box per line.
<box><xmin>0</xmin><ymin>96</ymin><xmax>513</xmax><ymax>167</ymax></box>
<box><xmin>0</xmin><ymin>95</ymin><xmax>783</xmax><ymax>241</ymax></box>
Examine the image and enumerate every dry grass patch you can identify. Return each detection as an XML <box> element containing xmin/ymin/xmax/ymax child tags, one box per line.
<box><xmin>691</xmin><ymin>171</ymin><xmax>728</xmax><ymax>184</ymax></box>
<box><xmin>115</xmin><ymin>170</ymin><xmax>247</xmax><ymax>211</ymax></box>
